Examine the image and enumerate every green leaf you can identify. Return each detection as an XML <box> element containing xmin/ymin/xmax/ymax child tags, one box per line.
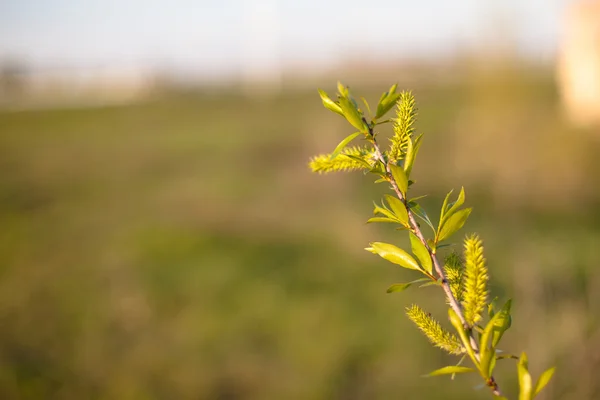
<box><xmin>365</xmin><ymin>242</ymin><xmax>421</xmax><ymax>271</ymax></box>
<box><xmin>384</xmin><ymin>194</ymin><xmax>409</xmax><ymax>226</ymax></box>
<box><xmin>409</xmin><ymin>195</ymin><xmax>428</xmax><ymax>202</ymax></box>
<box><xmin>479</xmin><ymin>309</ymin><xmax>506</xmax><ymax>378</ymax></box>
<box><xmin>518</xmin><ymin>353</ymin><xmax>533</xmax><ymax>400</ymax></box>
<box><xmin>419</xmin><ymin>279</ymin><xmax>442</xmax><ymax>288</ymax></box>
<box><xmin>410</xmin><ymin>233</ymin><xmax>432</xmax><ymax>275</ymax></box>
<box><xmin>330</xmin><ymin>131</ymin><xmax>362</xmax><ymax>160</ymax></box>
<box><xmin>437</xmin><ymin>208</ymin><xmax>472</xmax><ymax>243</ymax></box>
<box><xmin>439</xmin><ymin>189</ymin><xmax>454</xmax><ymax>230</ymax></box>
<box><xmin>533</xmin><ymin>367</ymin><xmax>556</xmax><ymax>397</ymax></box>
<box><xmin>445</xmin><ymin>187</ymin><xmax>466</xmax><ymax>220</ymax></box>
<box><xmin>491</xmin><ymin>300</ymin><xmax>512</xmax><ymax>348</ymax></box>
<box><xmin>375</xmin><ymin>83</ymin><xmax>400</xmax><ymax>119</ymax></box>
<box><xmin>344</xmin><ymin>154</ymin><xmax>373</xmax><ymax>169</ymax></box>
<box><xmin>373</xmin><ymin>202</ymin><xmax>397</xmax><ymax>220</ymax></box>
<box><xmin>408</xmin><ymin>201</ymin><xmax>436</xmax><ymax>233</ymax></box>
<box><xmin>404</xmin><ymin>134</ymin><xmax>423</xmax><ymax>178</ymax></box>
<box><xmin>390</xmin><ymin>164</ymin><xmax>408</xmax><ymax>195</ymax></box>
<box><xmin>361</xmin><ymin>97</ymin><xmax>372</xmax><ymax>117</ymax></box>
<box><xmin>367</xmin><ymin>217</ymin><xmax>400</xmax><ymax>224</ymax></box>
<box><xmin>448</xmin><ymin>308</ymin><xmax>478</xmax><ymax>366</ymax></box>
<box><xmin>386</xmin><ymin>278</ymin><xmax>430</xmax><ymax>293</ymax></box>
<box><xmin>337</xmin><ymin>81</ymin><xmax>349</xmax><ymax>97</ymax></box>
<box><xmin>425</xmin><ymin>366</ymin><xmax>475</xmax><ymax>377</ymax></box>
<box><xmin>488</xmin><ymin>297</ymin><xmax>498</xmax><ymax>318</ymax></box>
<box><xmin>318</xmin><ymin>89</ymin><xmax>344</xmax><ymax>116</ymax></box>
<box><xmin>338</xmin><ymin>95</ymin><xmax>368</xmax><ymax>133</ymax></box>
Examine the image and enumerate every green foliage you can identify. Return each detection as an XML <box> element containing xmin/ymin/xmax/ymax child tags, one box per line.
<box><xmin>406</xmin><ymin>305</ymin><xmax>464</xmax><ymax>355</ymax></box>
<box><xmin>426</xmin><ymin>365</ymin><xmax>475</xmax><ymax>377</ymax></box>
<box><xmin>463</xmin><ymin>235</ymin><xmax>489</xmax><ymax>327</ymax></box>
<box><xmin>309</xmin><ymin>82</ymin><xmax>556</xmax><ymax>399</ymax></box>
<box><xmin>309</xmin><ymin>145</ymin><xmax>375</xmax><ymax>173</ymax></box>
<box><xmin>365</xmin><ymin>242</ymin><xmax>421</xmax><ymax>271</ymax></box>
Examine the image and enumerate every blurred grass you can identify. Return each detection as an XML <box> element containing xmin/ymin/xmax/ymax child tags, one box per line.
<box><xmin>1</xmin><ymin>66</ymin><xmax>600</xmax><ymax>399</ymax></box>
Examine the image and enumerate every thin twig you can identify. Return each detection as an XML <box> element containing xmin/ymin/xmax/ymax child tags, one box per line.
<box><xmin>367</xmin><ymin>124</ymin><xmax>503</xmax><ymax>397</ymax></box>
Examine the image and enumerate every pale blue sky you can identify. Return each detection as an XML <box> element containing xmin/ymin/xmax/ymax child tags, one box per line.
<box><xmin>0</xmin><ymin>0</ymin><xmax>569</xmax><ymax>78</ymax></box>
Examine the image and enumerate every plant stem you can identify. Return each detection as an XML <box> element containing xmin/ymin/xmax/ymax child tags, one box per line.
<box><xmin>368</xmin><ymin>128</ymin><xmax>503</xmax><ymax>397</ymax></box>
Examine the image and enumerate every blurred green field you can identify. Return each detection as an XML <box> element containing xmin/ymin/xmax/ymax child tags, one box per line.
<box><xmin>1</xmin><ymin>68</ymin><xmax>600</xmax><ymax>399</ymax></box>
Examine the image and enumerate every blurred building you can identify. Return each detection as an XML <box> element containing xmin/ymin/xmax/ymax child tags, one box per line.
<box><xmin>557</xmin><ymin>0</ymin><xmax>600</xmax><ymax>127</ymax></box>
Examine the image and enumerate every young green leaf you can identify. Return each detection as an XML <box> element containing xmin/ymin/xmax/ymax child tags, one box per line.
<box><xmin>384</xmin><ymin>194</ymin><xmax>409</xmax><ymax>226</ymax></box>
<box><xmin>488</xmin><ymin>297</ymin><xmax>498</xmax><ymax>319</ymax></box>
<box><xmin>408</xmin><ymin>201</ymin><xmax>436</xmax><ymax>233</ymax></box>
<box><xmin>337</xmin><ymin>81</ymin><xmax>349</xmax><ymax>97</ymax></box>
<box><xmin>448</xmin><ymin>308</ymin><xmax>478</xmax><ymax>366</ymax></box>
<box><xmin>330</xmin><ymin>131</ymin><xmax>362</xmax><ymax>160</ymax></box>
<box><xmin>419</xmin><ymin>279</ymin><xmax>442</xmax><ymax>288</ymax></box>
<box><xmin>445</xmin><ymin>187</ymin><xmax>466</xmax><ymax>219</ymax></box>
<box><xmin>373</xmin><ymin>202</ymin><xmax>398</xmax><ymax>220</ymax></box>
<box><xmin>518</xmin><ymin>353</ymin><xmax>533</xmax><ymax>400</ymax></box>
<box><xmin>375</xmin><ymin>83</ymin><xmax>400</xmax><ymax>119</ymax></box>
<box><xmin>436</xmin><ymin>208</ymin><xmax>472</xmax><ymax>243</ymax></box>
<box><xmin>410</xmin><ymin>232</ymin><xmax>432</xmax><ymax>275</ymax></box>
<box><xmin>425</xmin><ymin>366</ymin><xmax>475</xmax><ymax>377</ymax></box>
<box><xmin>491</xmin><ymin>300</ymin><xmax>512</xmax><ymax>347</ymax></box>
<box><xmin>338</xmin><ymin>95</ymin><xmax>368</xmax><ymax>133</ymax></box>
<box><xmin>479</xmin><ymin>310</ymin><xmax>506</xmax><ymax>378</ymax></box>
<box><xmin>386</xmin><ymin>278</ymin><xmax>430</xmax><ymax>293</ymax></box>
<box><xmin>533</xmin><ymin>367</ymin><xmax>556</xmax><ymax>397</ymax></box>
<box><xmin>389</xmin><ymin>164</ymin><xmax>408</xmax><ymax>195</ymax></box>
<box><xmin>366</xmin><ymin>217</ymin><xmax>401</xmax><ymax>224</ymax></box>
<box><xmin>439</xmin><ymin>189</ymin><xmax>454</xmax><ymax>229</ymax></box>
<box><xmin>361</xmin><ymin>97</ymin><xmax>372</xmax><ymax>117</ymax></box>
<box><xmin>318</xmin><ymin>89</ymin><xmax>344</xmax><ymax>116</ymax></box>
<box><xmin>404</xmin><ymin>134</ymin><xmax>423</xmax><ymax>177</ymax></box>
<box><xmin>365</xmin><ymin>242</ymin><xmax>421</xmax><ymax>271</ymax></box>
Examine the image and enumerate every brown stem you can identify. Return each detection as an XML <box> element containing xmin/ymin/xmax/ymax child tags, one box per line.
<box><xmin>368</xmin><ymin>127</ymin><xmax>503</xmax><ymax>397</ymax></box>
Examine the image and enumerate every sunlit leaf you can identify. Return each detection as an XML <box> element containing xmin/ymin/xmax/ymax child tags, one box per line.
<box><xmin>419</xmin><ymin>279</ymin><xmax>442</xmax><ymax>288</ymax></box>
<box><xmin>425</xmin><ymin>366</ymin><xmax>475</xmax><ymax>377</ymax></box>
<box><xmin>439</xmin><ymin>189</ymin><xmax>454</xmax><ymax>230</ymax></box>
<box><xmin>375</xmin><ymin>83</ymin><xmax>400</xmax><ymax>119</ymax></box>
<box><xmin>479</xmin><ymin>310</ymin><xmax>505</xmax><ymax>378</ymax></box>
<box><xmin>384</xmin><ymin>194</ymin><xmax>408</xmax><ymax>225</ymax></box>
<box><xmin>404</xmin><ymin>134</ymin><xmax>423</xmax><ymax>177</ymax></box>
<box><xmin>330</xmin><ymin>131</ymin><xmax>362</xmax><ymax>160</ymax></box>
<box><xmin>365</xmin><ymin>242</ymin><xmax>421</xmax><ymax>271</ymax></box>
<box><xmin>491</xmin><ymin>300</ymin><xmax>512</xmax><ymax>348</ymax></box>
<box><xmin>410</xmin><ymin>232</ymin><xmax>432</xmax><ymax>275</ymax></box>
<box><xmin>533</xmin><ymin>367</ymin><xmax>556</xmax><ymax>397</ymax></box>
<box><xmin>386</xmin><ymin>278</ymin><xmax>430</xmax><ymax>293</ymax></box>
<box><xmin>449</xmin><ymin>308</ymin><xmax>478</xmax><ymax>365</ymax></box>
<box><xmin>437</xmin><ymin>208</ymin><xmax>472</xmax><ymax>243</ymax></box>
<box><xmin>338</xmin><ymin>95</ymin><xmax>368</xmax><ymax>132</ymax></box>
<box><xmin>361</xmin><ymin>97</ymin><xmax>372</xmax><ymax>117</ymax></box>
<box><xmin>318</xmin><ymin>89</ymin><xmax>344</xmax><ymax>116</ymax></box>
<box><xmin>445</xmin><ymin>187</ymin><xmax>465</xmax><ymax>221</ymax></box>
<box><xmin>366</xmin><ymin>217</ymin><xmax>399</xmax><ymax>224</ymax></box>
<box><xmin>390</xmin><ymin>164</ymin><xmax>408</xmax><ymax>195</ymax></box>
<box><xmin>337</xmin><ymin>81</ymin><xmax>349</xmax><ymax>97</ymax></box>
<box><xmin>373</xmin><ymin>202</ymin><xmax>401</xmax><ymax>222</ymax></box>
<box><xmin>518</xmin><ymin>353</ymin><xmax>532</xmax><ymax>400</ymax></box>
<box><xmin>409</xmin><ymin>201</ymin><xmax>436</xmax><ymax>233</ymax></box>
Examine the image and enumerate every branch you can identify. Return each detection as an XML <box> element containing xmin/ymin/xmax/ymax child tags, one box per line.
<box><xmin>367</xmin><ymin>123</ymin><xmax>502</xmax><ymax>397</ymax></box>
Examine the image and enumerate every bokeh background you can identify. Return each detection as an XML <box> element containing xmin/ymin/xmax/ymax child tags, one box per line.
<box><xmin>1</xmin><ymin>1</ymin><xmax>600</xmax><ymax>399</ymax></box>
